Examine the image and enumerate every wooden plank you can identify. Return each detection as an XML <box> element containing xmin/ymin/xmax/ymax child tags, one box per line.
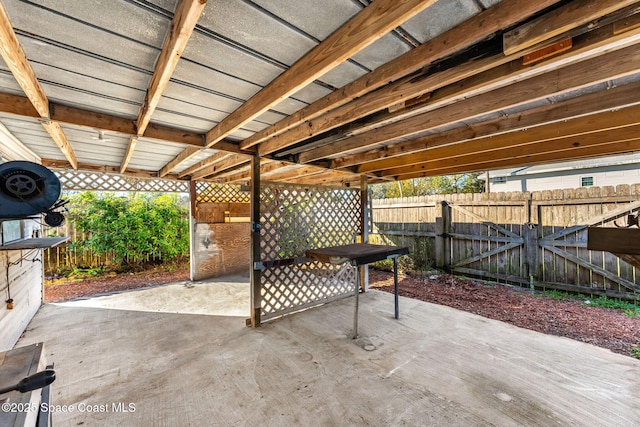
<box><xmin>522</xmin><ymin>38</ymin><xmax>573</xmax><ymax>65</ymax></box>
<box><xmin>121</xmin><ymin>0</ymin><xmax>207</xmax><ymax>172</ymax></box>
<box><xmin>241</xmin><ymin>0</ymin><xmax>562</xmax><ymax>151</ymax></box>
<box><xmin>300</xmin><ymin>38</ymin><xmax>640</xmax><ymax>164</ymax></box>
<box><xmin>503</xmin><ymin>0</ymin><xmax>637</xmax><ymax>55</ymax></box>
<box><xmin>205</xmin><ymin>0</ymin><xmax>436</xmax><ymax>148</ymax></box>
<box><xmin>120</xmin><ymin>136</ymin><xmax>138</xmax><ymax>173</ymax></box>
<box><xmin>540</xmin><ymin>244</ymin><xmax>639</xmax><ymax>291</ymax></box>
<box><xmin>178</xmin><ymin>152</ymin><xmax>230</xmax><ymax>178</ymax></box>
<box><xmin>47</xmin><ymin>102</ymin><xmax>204</xmax><ymax>147</ymax></box>
<box><xmin>189</xmin><ymin>154</ymin><xmax>251</xmax><ymax>180</ymax></box>
<box><xmin>160</xmin><ymin>146</ymin><xmax>201</xmax><ymax>177</ymax></box>
<box><xmin>136</xmin><ymin>0</ymin><xmax>206</xmax><ymax>134</ymax></box>
<box><xmin>196</xmin><ymin>203</ymin><xmax>227</xmax><ymax>223</ymax></box>
<box><xmin>229</xmin><ymin>202</ymin><xmax>251</xmax><ymax>219</ymax></box>
<box><xmin>614</xmin><ymin>12</ymin><xmax>640</xmax><ymax>34</ymax></box>
<box><xmin>333</xmin><ymin>77</ymin><xmax>640</xmax><ymax>170</ymax></box>
<box><xmin>192</xmin><ymin>222</ymin><xmax>250</xmax><ymax>280</ymax></box>
<box><xmin>40</xmin><ymin>121</ymin><xmax>78</xmax><ymax>169</ymax></box>
<box><xmin>0</xmin><ymin>2</ymin><xmax>49</xmax><ymax>117</ymax></box>
<box><xmin>382</xmin><ymin>130</ymin><xmax>640</xmax><ymax>180</ymax></box>
<box><xmin>389</xmin><ymin>137</ymin><xmax>640</xmax><ymax>181</ymax></box>
<box><xmin>587</xmin><ymin>227</ymin><xmax>640</xmax><ymax>255</ymax></box>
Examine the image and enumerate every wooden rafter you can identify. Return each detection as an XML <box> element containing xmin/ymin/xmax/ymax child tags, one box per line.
<box><xmin>0</xmin><ymin>1</ymin><xmax>78</xmax><ymax>168</ymax></box>
<box><xmin>204</xmin><ymin>0</ymin><xmax>437</xmax><ymax>150</ymax></box>
<box><xmin>41</xmin><ymin>158</ymin><xmax>182</xmax><ymax>180</ymax></box>
<box><xmin>298</xmin><ymin>35</ymin><xmax>640</xmax><ymax>164</ymax></box>
<box><xmin>242</xmin><ymin>0</ymin><xmax>563</xmax><ymax>152</ymax></box>
<box><xmin>178</xmin><ymin>152</ymin><xmax>230</xmax><ymax>178</ymax></box>
<box><xmin>381</xmin><ymin>125</ymin><xmax>640</xmax><ymax>178</ymax></box>
<box><xmin>120</xmin><ymin>0</ymin><xmax>207</xmax><ymax>173</ymax></box>
<box><xmin>389</xmin><ymin>137</ymin><xmax>640</xmax><ymax>181</ymax></box>
<box><xmin>189</xmin><ymin>154</ymin><xmax>250</xmax><ymax>180</ymax></box>
<box><xmin>159</xmin><ymin>146</ymin><xmax>201</xmax><ymax>177</ymax></box>
<box><xmin>503</xmin><ymin>0</ymin><xmax>638</xmax><ymax>55</ymax></box>
<box><xmin>372</xmin><ymin>106</ymin><xmax>640</xmax><ymax>177</ymax></box>
<box><xmin>338</xmin><ymin>80</ymin><xmax>640</xmax><ymax>172</ymax></box>
<box><xmin>219</xmin><ymin>160</ymin><xmax>291</xmax><ymax>183</ymax></box>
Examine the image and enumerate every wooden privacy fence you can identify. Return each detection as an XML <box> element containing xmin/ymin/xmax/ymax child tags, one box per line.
<box><xmin>371</xmin><ymin>185</ymin><xmax>640</xmax><ymax>300</ymax></box>
<box><xmin>42</xmin><ymin>218</ymin><xmax>168</xmax><ymax>275</ymax></box>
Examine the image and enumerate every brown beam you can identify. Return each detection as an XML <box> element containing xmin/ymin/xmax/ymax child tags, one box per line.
<box><xmin>333</xmin><ymin>77</ymin><xmax>640</xmax><ymax>171</ymax></box>
<box><xmin>390</xmin><ymin>138</ymin><xmax>640</xmax><ymax>181</ymax></box>
<box><xmin>190</xmin><ymin>154</ymin><xmax>250</xmax><ymax>180</ymax></box>
<box><xmin>0</xmin><ymin>1</ymin><xmax>78</xmax><ymax>168</ymax></box>
<box><xmin>41</xmin><ymin>158</ymin><xmax>182</xmax><ymax>180</ymax></box>
<box><xmin>270</xmin><ymin>15</ymin><xmax>640</xmax><ymax>159</ymax></box>
<box><xmin>381</xmin><ymin>127</ymin><xmax>640</xmax><ymax>178</ymax></box>
<box><xmin>241</xmin><ymin>0</ymin><xmax>562</xmax><ymax>151</ymax></box>
<box><xmin>298</xmin><ymin>37</ymin><xmax>640</xmax><ymax>164</ymax></box>
<box><xmin>359</xmin><ymin>103</ymin><xmax>640</xmax><ymax>174</ymax></box>
<box><xmin>178</xmin><ymin>152</ymin><xmax>230</xmax><ymax>178</ymax></box>
<box><xmin>503</xmin><ymin>0</ymin><xmax>637</xmax><ymax>55</ymax></box>
<box><xmin>121</xmin><ymin>0</ymin><xmax>207</xmax><ymax>173</ymax></box>
<box><xmin>159</xmin><ymin>146</ymin><xmax>201</xmax><ymax>177</ymax></box>
<box><xmin>206</xmin><ymin>0</ymin><xmax>437</xmax><ymax>149</ymax></box>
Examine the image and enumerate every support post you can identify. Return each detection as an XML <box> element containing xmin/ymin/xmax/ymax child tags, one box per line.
<box><xmin>524</xmin><ymin>197</ymin><xmax>540</xmax><ymax>284</ymax></box>
<box><xmin>188</xmin><ymin>179</ymin><xmax>197</xmax><ymax>281</ymax></box>
<box><xmin>393</xmin><ymin>256</ymin><xmax>399</xmax><ymax>319</ymax></box>
<box><xmin>435</xmin><ymin>201</ymin><xmax>451</xmax><ymax>271</ymax></box>
<box><xmin>360</xmin><ymin>176</ymin><xmax>369</xmax><ymax>292</ymax></box>
<box><xmin>442</xmin><ymin>201</ymin><xmax>451</xmax><ymax>271</ymax></box>
<box><xmin>249</xmin><ymin>154</ymin><xmax>261</xmax><ymax>327</ymax></box>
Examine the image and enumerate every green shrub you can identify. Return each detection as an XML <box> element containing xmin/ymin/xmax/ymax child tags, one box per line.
<box><xmin>69</xmin><ymin>192</ymin><xmax>189</xmax><ymax>268</ymax></box>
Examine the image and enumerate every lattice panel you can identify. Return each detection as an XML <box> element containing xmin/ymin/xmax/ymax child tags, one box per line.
<box><xmin>259</xmin><ymin>181</ymin><xmax>361</xmax><ymax>321</ymax></box>
<box><xmin>260</xmin><ymin>181</ymin><xmax>361</xmax><ymax>261</ymax></box>
<box><xmin>261</xmin><ymin>262</ymin><xmax>356</xmax><ymax>320</ymax></box>
<box><xmin>196</xmin><ymin>182</ymin><xmax>250</xmax><ymax>203</ymax></box>
<box><xmin>55</xmin><ymin>170</ymin><xmax>189</xmax><ymax>193</ymax></box>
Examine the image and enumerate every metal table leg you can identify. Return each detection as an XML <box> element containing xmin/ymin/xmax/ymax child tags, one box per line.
<box><xmin>353</xmin><ymin>264</ymin><xmax>360</xmax><ymax>339</ymax></box>
<box><xmin>394</xmin><ymin>256</ymin><xmax>399</xmax><ymax>319</ymax></box>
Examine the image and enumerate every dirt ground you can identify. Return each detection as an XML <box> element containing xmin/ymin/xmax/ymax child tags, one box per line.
<box><xmin>44</xmin><ymin>265</ymin><xmax>640</xmax><ymax>358</ymax></box>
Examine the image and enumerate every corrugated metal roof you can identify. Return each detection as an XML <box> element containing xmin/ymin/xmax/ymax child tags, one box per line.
<box><xmin>0</xmin><ymin>0</ymin><xmax>638</xmax><ymax>186</ymax></box>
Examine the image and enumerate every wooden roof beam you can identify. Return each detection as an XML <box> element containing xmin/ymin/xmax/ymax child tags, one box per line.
<box><xmin>204</xmin><ymin>0</ymin><xmax>437</xmax><ymax>149</ymax></box>
<box><xmin>379</xmin><ymin>125</ymin><xmax>640</xmax><ymax>178</ymax></box>
<box><xmin>178</xmin><ymin>152</ymin><xmax>231</xmax><ymax>178</ymax></box>
<box><xmin>243</xmin><ymin>0</ymin><xmax>563</xmax><ymax>153</ymax></box>
<box><xmin>261</xmin><ymin>6</ymin><xmax>640</xmax><ymax>157</ymax></box>
<box><xmin>120</xmin><ymin>0</ymin><xmax>207</xmax><ymax>173</ymax></box>
<box><xmin>189</xmin><ymin>154</ymin><xmax>250</xmax><ymax>180</ymax></box>
<box><xmin>219</xmin><ymin>160</ymin><xmax>286</xmax><ymax>183</ymax></box>
<box><xmin>41</xmin><ymin>158</ymin><xmax>182</xmax><ymax>180</ymax></box>
<box><xmin>298</xmin><ymin>31</ymin><xmax>640</xmax><ymax>164</ymax></box>
<box><xmin>388</xmin><ymin>137</ymin><xmax>640</xmax><ymax>181</ymax></box>
<box><xmin>503</xmin><ymin>0</ymin><xmax>638</xmax><ymax>55</ymax></box>
<box><xmin>340</xmin><ymin>79</ymin><xmax>640</xmax><ymax>173</ymax></box>
<box><xmin>0</xmin><ymin>1</ymin><xmax>78</xmax><ymax>168</ymax></box>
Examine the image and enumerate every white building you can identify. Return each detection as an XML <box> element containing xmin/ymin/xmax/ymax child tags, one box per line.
<box><xmin>484</xmin><ymin>153</ymin><xmax>640</xmax><ymax>193</ymax></box>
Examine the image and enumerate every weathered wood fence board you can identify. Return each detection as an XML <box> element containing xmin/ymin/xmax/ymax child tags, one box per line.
<box><xmin>371</xmin><ymin>185</ymin><xmax>640</xmax><ymax>299</ymax></box>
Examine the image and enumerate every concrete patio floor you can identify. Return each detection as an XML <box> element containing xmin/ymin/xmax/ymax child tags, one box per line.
<box><xmin>17</xmin><ymin>280</ymin><xmax>640</xmax><ymax>426</ymax></box>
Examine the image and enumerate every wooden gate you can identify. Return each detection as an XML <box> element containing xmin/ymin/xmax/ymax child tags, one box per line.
<box><xmin>371</xmin><ymin>186</ymin><xmax>640</xmax><ymax>300</ymax></box>
<box><xmin>537</xmin><ymin>200</ymin><xmax>640</xmax><ymax>297</ymax></box>
<box><xmin>446</xmin><ymin>201</ymin><xmax>531</xmax><ymax>286</ymax></box>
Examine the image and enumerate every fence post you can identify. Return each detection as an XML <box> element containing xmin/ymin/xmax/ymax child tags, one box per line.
<box><xmin>435</xmin><ymin>200</ymin><xmax>451</xmax><ymax>271</ymax></box>
<box><xmin>523</xmin><ymin>197</ymin><xmax>540</xmax><ymax>284</ymax></box>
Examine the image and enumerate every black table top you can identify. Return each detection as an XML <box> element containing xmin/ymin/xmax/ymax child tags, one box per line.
<box><xmin>306</xmin><ymin>243</ymin><xmax>409</xmax><ymax>266</ymax></box>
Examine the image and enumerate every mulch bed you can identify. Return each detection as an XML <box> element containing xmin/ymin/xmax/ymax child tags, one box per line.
<box><xmin>370</xmin><ymin>269</ymin><xmax>640</xmax><ymax>358</ymax></box>
<box><xmin>44</xmin><ymin>264</ymin><xmax>640</xmax><ymax>358</ymax></box>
